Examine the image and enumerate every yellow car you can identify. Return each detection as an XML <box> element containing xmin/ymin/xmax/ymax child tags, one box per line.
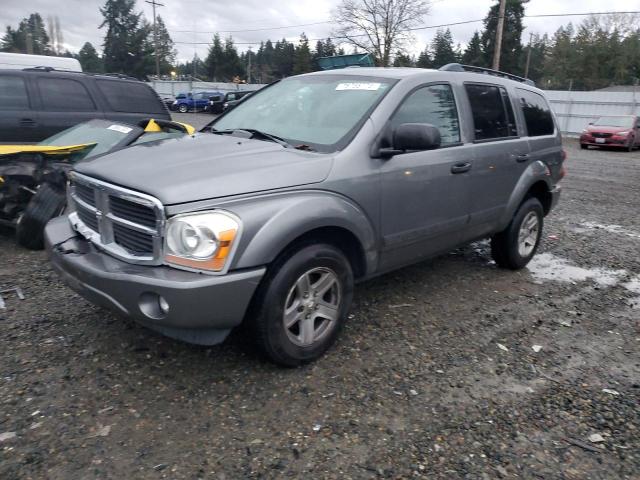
<box><xmin>0</xmin><ymin>118</ymin><xmax>194</xmax><ymax>249</ymax></box>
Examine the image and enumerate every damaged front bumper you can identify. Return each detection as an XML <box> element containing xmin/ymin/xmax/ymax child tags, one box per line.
<box><xmin>44</xmin><ymin>216</ymin><xmax>265</xmax><ymax>345</ymax></box>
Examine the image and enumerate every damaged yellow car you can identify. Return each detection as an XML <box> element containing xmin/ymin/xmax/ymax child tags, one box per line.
<box><xmin>0</xmin><ymin>118</ymin><xmax>194</xmax><ymax>249</ymax></box>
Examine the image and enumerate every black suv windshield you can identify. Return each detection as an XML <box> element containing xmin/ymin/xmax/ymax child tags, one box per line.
<box><xmin>212</xmin><ymin>75</ymin><xmax>396</xmax><ymax>152</ymax></box>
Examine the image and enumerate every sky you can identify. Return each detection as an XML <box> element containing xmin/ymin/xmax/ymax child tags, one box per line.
<box><xmin>1</xmin><ymin>0</ymin><xmax>637</xmax><ymax>63</ymax></box>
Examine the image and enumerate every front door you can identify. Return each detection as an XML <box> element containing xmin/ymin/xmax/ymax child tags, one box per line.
<box><xmin>379</xmin><ymin>83</ymin><xmax>473</xmax><ymax>271</ymax></box>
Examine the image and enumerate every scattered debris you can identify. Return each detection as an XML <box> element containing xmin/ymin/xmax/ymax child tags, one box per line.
<box><xmin>409</xmin><ymin>389</ymin><xmax>418</xmax><ymax>396</ymax></box>
<box><xmin>547</xmin><ymin>234</ymin><xmax>559</xmax><ymax>240</ymax></box>
<box><xmin>0</xmin><ymin>287</ymin><xmax>25</xmax><ymax>309</ymax></box>
<box><xmin>562</xmin><ymin>437</ymin><xmax>601</xmax><ymax>453</ymax></box>
<box><xmin>88</xmin><ymin>425</ymin><xmax>111</xmax><ymax>438</ymax></box>
<box><xmin>602</xmin><ymin>388</ymin><xmax>620</xmax><ymax>396</ymax></box>
<box><xmin>153</xmin><ymin>464</ymin><xmax>168</xmax><ymax>471</ymax></box>
<box><xmin>312</xmin><ymin>424</ymin><xmax>322</xmax><ymax>432</ymax></box>
<box><xmin>496</xmin><ymin>343</ymin><xmax>509</xmax><ymax>352</ymax></box>
<box><xmin>389</xmin><ymin>304</ymin><xmax>413</xmax><ymax>309</ymax></box>
<box><xmin>0</xmin><ymin>432</ymin><xmax>17</xmax><ymax>442</ymax></box>
<box><xmin>588</xmin><ymin>433</ymin><xmax>605</xmax><ymax>443</ymax></box>
<box><xmin>559</xmin><ymin>319</ymin><xmax>572</xmax><ymax>327</ymax></box>
<box><xmin>532</xmin><ymin>345</ymin><xmax>543</xmax><ymax>353</ymax></box>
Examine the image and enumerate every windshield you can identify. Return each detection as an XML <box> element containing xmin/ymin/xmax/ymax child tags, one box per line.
<box><xmin>40</xmin><ymin>122</ymin><xmax>138</xmax><ymax>159</ymax></box>
<box><xmin>593</xmin><ymin>116</ymin><xmax>634</xmax><ymax>128</ymax></box>
<box><xmin>212</xmin><ymin>75</ymin><xmax>396</xmax><ymax>152</ymax></box>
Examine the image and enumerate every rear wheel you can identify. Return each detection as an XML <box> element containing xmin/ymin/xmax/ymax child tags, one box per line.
<box><xmin>247</xmin><ymin>243</ymin><xmax>354</xmax><ymax>367</ymax></box>
<box><xmin>491</xmin><ymin>197</ymin><xmax>544</xmax><ymax>270</ymax></box>
<box><xmin>16</xmin><ymin>183</ymin><xmax>66</xmax><ymax>250</ymax></box>
<box><xmin>178</xmin><ymin>104</ymin><xmax>188</xmax><ymax>113</ymax></box>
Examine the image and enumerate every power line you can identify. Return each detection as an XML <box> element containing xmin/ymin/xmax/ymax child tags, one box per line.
<box><xmin>170</xmin><ymin>21</ymin><xmax>333</xmax><ymax>35</ymax></box>
<box><xmin>172</xmin><ymin>10</ymin><xmax>640</xmax><ymax>47</ymax></box>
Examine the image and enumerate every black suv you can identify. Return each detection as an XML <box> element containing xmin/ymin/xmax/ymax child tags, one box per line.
<box><xmin>209</xmin><ymin>90</ymin><xmax>254</xmax><ymax>114</ymax></box>
<box><xmin>0</xmin><ymin>68</ymin><xmax>171</xmax><ymax>142</ymax></box>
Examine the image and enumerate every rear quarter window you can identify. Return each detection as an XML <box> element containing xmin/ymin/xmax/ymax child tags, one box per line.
<box><xmin>96</xmin><ymin>80</ymin><xmax>166</xmax><ymax>114</ymax></box>
<box><xmin>38</xmin><ymin>77</ymin><xmax>96</xmax><ymax>111</ymax></box>
<box><xmin>465</xmin><ymin>83</ymin><xmax>518</xmax><ymax>141</ymax></box>
<box><xmin>0</xmin><ymin>75</ymin><xmax>29</xmax><ymax>110</ymax></box>
<box><xmin>517</xmin><ymin>88</ymin><xmax>555</xmax><ymax>137</ymax></box>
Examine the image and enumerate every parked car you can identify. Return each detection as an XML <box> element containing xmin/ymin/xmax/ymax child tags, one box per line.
<box><xmin>1</xmin><ymin>118</ymin><xmax>194</xmax><ymax>249</ymax></box>
<box><xmin>209</xmin><ymin>91</ymin><xmax>255</xmax><ymax>114</ymax></box>
<box><xmin>222</xmin><ymin>91</ymin><xmax>255</xmax><ymax>113</ymax></box>
<box><xmin>172</xmin><ymin>91</ymin><xmax>224</xmax><ymax>113</ymax></box>
<box><xmin>46</xmin><ymin>64</ymin><xmax>564</xmax><ymax>366</ymax></box>
<box><xmin>580</xmin><ymin>115</ymin><xmax>639</xmax><ymax>151</ymax></box>
<box><xmin>0</xmin><ymin>68</ymin><xmax>170</xmax><ymax>143</ymax></box>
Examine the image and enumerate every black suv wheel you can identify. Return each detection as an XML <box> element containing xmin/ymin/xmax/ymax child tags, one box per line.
<box><xmin>491</xmin><ymin>197</ymin><xmax>544</xmax><ymax>270</ymax></box>
<box><xmin>247</xmin><ymin>243</ymin><xmax>354</xmax><ymax>367</ymax></box>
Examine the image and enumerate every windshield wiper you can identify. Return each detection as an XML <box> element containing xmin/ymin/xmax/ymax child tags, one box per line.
<box><xmin>212</xmin><ymin>128</ymin><xmax>294</xmax><ymax>149</ymax></box>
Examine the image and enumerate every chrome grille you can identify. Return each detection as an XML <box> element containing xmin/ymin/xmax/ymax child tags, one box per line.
<box><xmin>68</xmin><ymin>172</ymin><xmax>164</xmax><ymax>265</ymax></box>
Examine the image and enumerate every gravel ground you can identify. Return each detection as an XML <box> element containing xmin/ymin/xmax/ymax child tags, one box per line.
<box><xmin>171</xmin><ymin>112</ymin><xmax>217</xmax><ymax>130</ymax></box>
<box><xmin>0</xmin><ymin>140</ymin><xmax>638</xmax><ymax>480</ymax></box>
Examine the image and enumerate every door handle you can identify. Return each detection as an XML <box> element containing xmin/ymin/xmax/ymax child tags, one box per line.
<box><xmin>515</xmin><ymin>154</ymin><xmax>530</xmax><ymax>163</ymax></box>
<box><xmin>451</xmin><ymin>162</ymin><xmax>471</xmax><ymax>174</ymax></box>
<box><xmin>20</xmin><ymin>118</ymin><xmax>37</xmax><ymax>128</ymax></box>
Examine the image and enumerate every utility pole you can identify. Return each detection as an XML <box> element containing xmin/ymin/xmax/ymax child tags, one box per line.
<box><xmin>524</xmin><ymin>32</ymin><xmax>534</xmax><ymax>79</ymax></box>
<box><xmin>247</xmin><ymin>47</ymin><xmax>252</xmax><ymax>84</ymax></box>
<box><xmin>145</xmin><ymin>0</ymin><xmax>164</xmax><ymax>79</ymax></box>
<box><xmin>492</xmin><ymin>0</ymin><xmax>507</xmax><ymax>71</ymax></box>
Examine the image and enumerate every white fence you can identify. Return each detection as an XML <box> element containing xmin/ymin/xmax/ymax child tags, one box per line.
<box><xmin>148</xmin><ymin>80</ymin><xmax>266</xmax><ymax>97</ymax></box>
<box><xmin>545</xmin><ymin>89</ymin><xmax>640</xmax><ymax>136</ymax></box>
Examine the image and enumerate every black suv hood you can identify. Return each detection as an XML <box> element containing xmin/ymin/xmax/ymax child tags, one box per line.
<box><xmin>74</xmin><ymin>133</ymin><xmax>332</xmax><ymax>205</ymax></box>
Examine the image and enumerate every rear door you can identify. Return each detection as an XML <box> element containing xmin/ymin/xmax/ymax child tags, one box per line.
<box><xmin>35</xmin><ymin>75</ymin><xmax>105</xmax><ymax>139</ymax></box>
<box><xmin>0</xmin><ymin>73</ymin><xmax>40</xmax><ymax>142</ymax></box>
<box><xmin>94</xmin><ymin>79</ymin><xmax>170</xmax><ymax>123</ymax></box>
<box><xmin>463</xmin><ymin>83</ymin><xmax>530</xmax><ymax>238</ymax></box>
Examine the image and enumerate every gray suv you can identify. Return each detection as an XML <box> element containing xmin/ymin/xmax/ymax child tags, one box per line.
<box><xmin>45</xmin><ymin>64</ymin><xmax>564</xmax><ymax>366</ymax></box>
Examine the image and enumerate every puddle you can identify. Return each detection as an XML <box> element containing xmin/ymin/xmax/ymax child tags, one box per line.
<box><xmin>574</xmin><ymin>221</ymin><xmax>640</xmax><ymax>239</ymax></box>
<box><xmin>527</xmin><ymin>253</ymin><xmax>627</xmax><ymax>287</ymax></box>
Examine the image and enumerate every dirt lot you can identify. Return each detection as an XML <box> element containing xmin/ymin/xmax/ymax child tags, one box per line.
<box><xmin>0</xmin><ymin>140</ymin><xmax>638</xmax><ymax>480</ymax></box>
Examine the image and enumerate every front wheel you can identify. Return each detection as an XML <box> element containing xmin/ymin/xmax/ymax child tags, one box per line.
<box><xmin>247</xmin><ymin>243</ymin><xmax>354</xmax><ymax>367</ymax></box>
<box><xmin>16</xmin><ymin>183</ymin><xmax>66</xmax><ymax>250</ymax></box>
<box><xmin>491</xmin><ymin>197</ymin><xmax>544</xmax><ymax>270</ymax></box>
<box><xmin>178</xmin><ymin>104</ymin><xmax>188</xmax><ymax>113</ymax></box>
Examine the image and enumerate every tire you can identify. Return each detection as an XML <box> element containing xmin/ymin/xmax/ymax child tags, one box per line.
<box><xmin>247</xmin><ymin>243</ymin><xmax>354</xmax><ymax>367</ymax></box>
<box><xmin>178</xmin><ymin>104</ymin><xmax>188</xmax><ymax>113</ymax></box>
<box><xmin>491</xmin><ymin>197</ymin><xmax>544</xmax><ymax>270</ymax></box>
<box><xmin>15</xmin><ymin>183</ymin><xmax>66</xmax><ymax>250</ymax></box>
<box><xmin>580</xmin><ymin>143</ymin><xmax>588</xmax><ymax>150</ymax></box>
<box><xmin>627</xmin><ymin>139</ymin><xmax>634</xmax><ymax>152</ymax></box>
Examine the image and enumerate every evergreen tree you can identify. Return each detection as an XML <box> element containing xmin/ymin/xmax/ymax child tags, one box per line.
<box><xmin>462</xmin><ymin>31</ymin><xmax>484</xmax><ymax>66</ymax></box>
<box><xmin>205</xmin><ymin>34</ymin><xmax>224</xmax><ymax>80</ymax></box>
<box><xmin>100</xmin><ymin>0</ymin><xmax>145</xmax><ymax>76</ymax></box>
<box><xmin>154</xmin><ymin>15</ymin><xmax>176</xmax><ymax>74</ymax></box>
<box><xmin>293</xmin><ymin>33</ymin><xmax>313</xmax><ymax>75</ymax></box>
<box><xmin>221</xmin><ymin>36</ymin><xmax>243</xmax><ymax>81</ymax></box>
<box><xmin>431</xmin><ymin>29</ymin><xmax>457</xmax><ymax>68</ymax></box>
<box><xmin>480</xmin><ymin>0</ymin><xmax>526</xmax><ymax>74</ymax></box>
<box><xmin>393</xmin><ymin>52</ymin><xmax>414</xmax><ymax>67</ymax></box>
<box><xmin>78</xmin><ymin>42</ymin><xmax>103</xmax><ymax>72</ymax></box>
<box><xmin>0</xmin><ymin>13</ymin><xmax>51</xmax><ymax>54</ymax></box>
<box><xmin>416</xmin><ymin>47</ymin><xmax>433</xmax><ymax>68</ymax></box>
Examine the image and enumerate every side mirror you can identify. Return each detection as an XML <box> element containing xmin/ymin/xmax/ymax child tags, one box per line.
<box><xmin>379</xmin><ymin>123</ymin><xmax>441</xmax><ymax>158</ymax></box>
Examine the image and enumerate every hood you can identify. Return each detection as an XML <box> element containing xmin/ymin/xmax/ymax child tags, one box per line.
<box><xmin>74</xmin><ymin>133</ymin><xmax>333</xmax><ymax>205</ymax></box>
<box><xmin>587</xmin><ymin>125</ymin><xmax>630</xmax><ymax>134</ymax></box>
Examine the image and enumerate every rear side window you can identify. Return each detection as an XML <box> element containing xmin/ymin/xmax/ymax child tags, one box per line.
<box><xmin>465</xmin><ymin>84</ymin><xmax>518</xmax><ymax>140</ymax></box>
<box><xmin>391</xmin><ymin>84</ymin><xmax>461</xmax><ymax>146</ymax></box>
<box><xmin>0</xmin><ymin>75</ymin><xmax>29</xmax><ymax>110</ymax></box>
<box><xmin>517</xmin><ymin>88</ymin><xmax>555</xmax><ymax>136</ymax></box>
<box><xmin>38</xmin><ymin>78</ymin><xmax>96</xmax><ymax>111</ymax></box>
<box><xmin>96</xmin><ymin>80</ymin><xmax>165</xmax><ymax>114</ymax></box>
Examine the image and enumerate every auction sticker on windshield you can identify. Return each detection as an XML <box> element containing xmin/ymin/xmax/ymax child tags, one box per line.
<box><xmin>336</xmin><ymin>82</ymin><xmax>381</xmax><ymax>91</ymax></box>
<box><xmin>107</xmin><ymin>125</ymin><xmax>133</xmax><ymax>134</ymax></box>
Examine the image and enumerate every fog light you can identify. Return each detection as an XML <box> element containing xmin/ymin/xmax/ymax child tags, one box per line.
<box><xmin>139</xmin><ymin>292</ymin><xmax>170</xmax><ymax>320</ymax></box>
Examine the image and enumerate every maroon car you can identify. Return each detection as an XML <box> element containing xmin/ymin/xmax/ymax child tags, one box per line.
<box><xmin>580</xmin><ymin>115</ymin><xmax>639</xmax><ymax>152</ymax></box>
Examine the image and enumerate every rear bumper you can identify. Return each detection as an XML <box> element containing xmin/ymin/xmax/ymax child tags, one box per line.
<box><xmin>45</xmin><ymin>216</ymin><xmax>265</xmax><ymax>345</ymax></box>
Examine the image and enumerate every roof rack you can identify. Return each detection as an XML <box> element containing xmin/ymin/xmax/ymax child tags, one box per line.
<box><xmin>439</xmin><ymin>63</ymin><xmax>535</xmax><ymax>87</ymax></box>
<box><xmin>21</xmin><ymin>66</ymin><xmax>139</xmax><ymax>81</ymax></box>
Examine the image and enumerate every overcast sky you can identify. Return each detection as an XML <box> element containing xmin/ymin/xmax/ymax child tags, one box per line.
<box><xmin>1</xmin><ymin>0</ymin><xmax>636</xmax><ymax>62</ymax></box>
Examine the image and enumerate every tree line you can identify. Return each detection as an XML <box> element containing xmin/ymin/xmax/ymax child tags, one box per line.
<box><xmin>1</xmin><ymin>0</ymin><xmax>639</xmax><ymax>90</ymax></box>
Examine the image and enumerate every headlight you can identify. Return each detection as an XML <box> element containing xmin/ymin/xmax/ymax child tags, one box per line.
<box><xmin>582</xmin><ymin>129</ymin><xmax>588</xmax><ymax>134</ymax></box>
<box><xmin>164</xmin><ymin>211</ymin><xmax>240</xmax><ymax>273</ymax></box>
<box><xmin>617</xmin><ymin>131</ymin><xmax>630</xmax><ymax>136</ymax></box>
<box><xmin>172</xmin><ymin>100</ymin><xmax>177</xmax><ymax>105</ymax></box>
<box><xmin>223</xmin><ymin>102</ymin><xmax>229</xmax><ymax>108</ymax></box>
